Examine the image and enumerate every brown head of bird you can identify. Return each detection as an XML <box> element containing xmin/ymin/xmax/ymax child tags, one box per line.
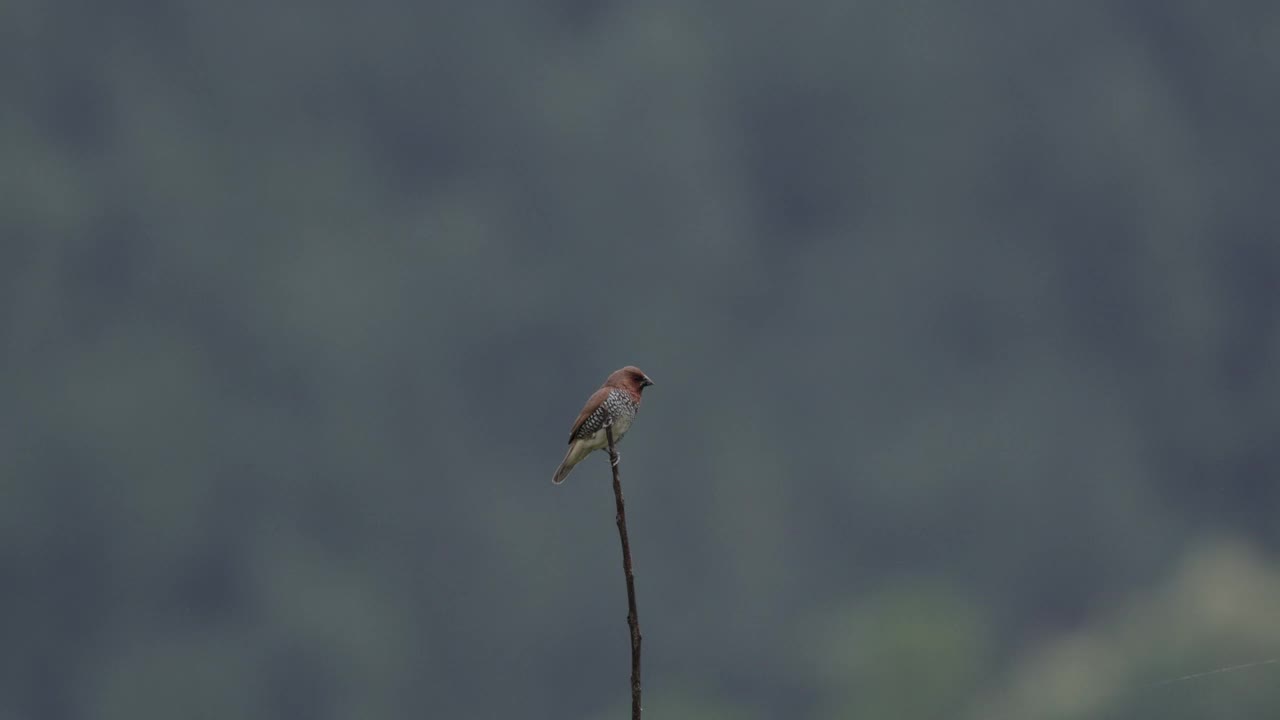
<box><xmin>603</xmin><ymin>366</ymin><xmax>655</xmax><ymax>400</ymax></box>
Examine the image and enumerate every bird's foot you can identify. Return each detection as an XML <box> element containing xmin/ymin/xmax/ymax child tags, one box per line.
<box><xmin>610</xmin><ymin>452</ymin><xmax>621</xmax><ymax>467</ymax></box>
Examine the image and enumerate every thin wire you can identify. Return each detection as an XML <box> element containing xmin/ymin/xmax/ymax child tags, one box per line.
<box><xmin>1149</xmin><ymin>658</ymin><xmax>1278</xmax><ymax>688</ymax></box>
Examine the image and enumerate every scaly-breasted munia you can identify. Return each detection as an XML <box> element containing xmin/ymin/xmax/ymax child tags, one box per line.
<box><xmin>552</xmin><ymin>366</ymin><xmax>655</xmax><ymax>484</ymax></box>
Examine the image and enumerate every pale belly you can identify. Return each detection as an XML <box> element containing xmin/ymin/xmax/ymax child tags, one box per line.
<box><xmin>584</xmin><ymin>412</ymin><xmax>633</xmax><ymax>452</ymax></box>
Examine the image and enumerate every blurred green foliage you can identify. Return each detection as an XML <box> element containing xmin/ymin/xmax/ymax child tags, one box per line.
<box><xmin>3</xmin><ymin>1</ymin><xmax>1279</xmax><ymax>718</ymax></box>
<box><xmin>979</xmin><ymin>540</ymin><xmax>1280</xmax><ymax>719</ymax></box>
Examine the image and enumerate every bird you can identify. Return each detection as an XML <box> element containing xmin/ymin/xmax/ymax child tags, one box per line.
<box><xmin>552</xmin><ymin>366</ymin><xmax>655</xmax><ymax>484</ymax></box>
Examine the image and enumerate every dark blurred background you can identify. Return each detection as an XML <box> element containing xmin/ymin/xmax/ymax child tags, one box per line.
<box><xmin>4</xmin><ymin>1</ymin><xmax>1280</xmax><ymax>718</ymax></box>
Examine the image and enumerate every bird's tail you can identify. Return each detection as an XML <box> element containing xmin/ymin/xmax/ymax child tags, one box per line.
<box><xmin>552</xmin><ymin>439</ymin><xmax>589</xmax><ymax>484</ymax></box>
<box><xmin>552</xmin><ymin>460</ymin><xmax>574</xmax><ymax>485</ymax></box>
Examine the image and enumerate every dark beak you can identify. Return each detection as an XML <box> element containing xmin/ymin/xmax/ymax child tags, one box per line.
<box><xmin>642</xmin><ymin>377</ymin><xmax>655</xmax><ymax>387</ymax></box>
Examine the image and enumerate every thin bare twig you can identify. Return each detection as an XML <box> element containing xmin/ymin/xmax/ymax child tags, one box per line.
<box><xmin>604</xmin><ymin>420</ymin><xmax>642</xmax><ymax>719</ymax></box>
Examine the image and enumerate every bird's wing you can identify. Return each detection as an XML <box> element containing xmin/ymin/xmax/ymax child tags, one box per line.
<box><xmin>567</xmin><ymin>387</ymin><xmax>610</xmax><ymax>444</ymax></box>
